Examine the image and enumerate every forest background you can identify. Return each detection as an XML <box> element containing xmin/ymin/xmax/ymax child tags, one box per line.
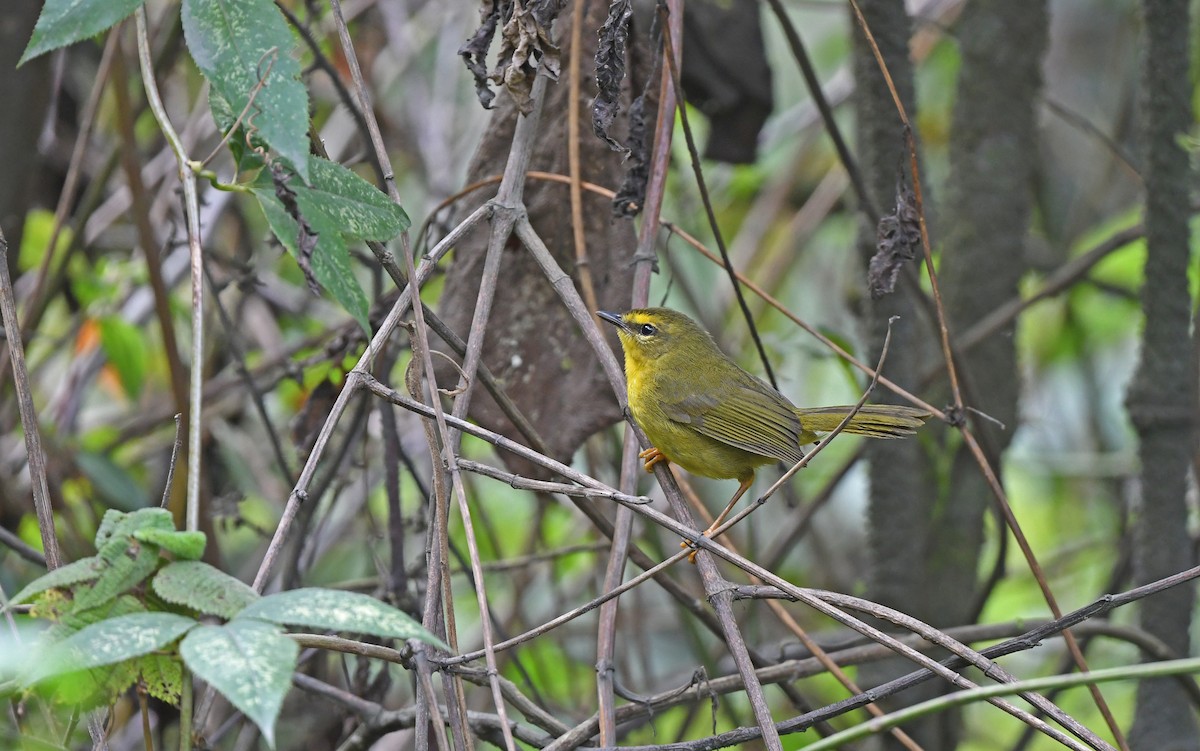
<box><xmin>1</xmin><ymin>0</ymin><xmax>1199</xmax><ymax>749</ymax></box>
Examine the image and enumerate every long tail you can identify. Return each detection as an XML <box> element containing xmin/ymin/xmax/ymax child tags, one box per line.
<box><xmin>795</xmin><ymin>404</ymin><xmax>930</xmax><ymax>444</ymax></box>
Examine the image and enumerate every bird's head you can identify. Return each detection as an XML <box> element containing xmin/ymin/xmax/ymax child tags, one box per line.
<box><xmin>597</xmin><ymin>308</ymin><xmax>716</xmax><ymax>367</ymax></box>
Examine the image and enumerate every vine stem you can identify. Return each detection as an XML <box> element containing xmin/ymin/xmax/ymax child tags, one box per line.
<box><xmin>134</xmin><ymin>7</ymin><xmax>204</xmax><ymax>535</ymax></box>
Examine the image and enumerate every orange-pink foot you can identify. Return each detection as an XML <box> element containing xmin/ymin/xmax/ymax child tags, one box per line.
<box><xmin>639</xmin><ymin>447</ymin><xmax>669</xmax><ymax>473</ymax></box>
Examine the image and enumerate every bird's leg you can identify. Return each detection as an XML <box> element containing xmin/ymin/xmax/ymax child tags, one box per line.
<box><xmin>639</xmin><ymin>447</ymin><xmax>669</xmax><ymax>473</ymax></box>
<box><xmin>682</xmin><ymin>475</ymin><xmax>754</xmax><ymax>563</ymax></box>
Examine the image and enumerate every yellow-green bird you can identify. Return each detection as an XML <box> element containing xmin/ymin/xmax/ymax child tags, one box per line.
<box><xmin>599</xmin><ymin>308</ymin><xmax>929</xmax><ymax>540</ymax></box>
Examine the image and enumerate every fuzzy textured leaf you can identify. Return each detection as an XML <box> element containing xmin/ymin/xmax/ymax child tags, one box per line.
<box><xmin>95</xmin><ymin>507</ymin><xmax>174</xmax><ymax>548</ymax></box>
<box><xmin>134</xmin><ymin>528</ymin><xmax>207</xmax><ymax>560</ymax></box>
<box><xmin>44</xmin><ymin>595</ymin><xmax>145</xmax><ymax>641</ymax></box>
<box><xmin>291</xmin><ymin>158</ymin><xmax>410</xmax><ymax>240</ymax></box>
<box><xmin>256</xmin><ymin>187</ymin><xmax>369</xmax><ymax>332</ymax></box>
<box><xmin>237</xmin><ymin>588</ymin><xmax>448</xmax><ymax>649</ymax></box>
<box><xmin>19</xmin><ymin>0</ymin><xmax>146</xmax><ymax>65</ymax></box>
<box><xmin>182</xmin><ymin>0</ymin><xmax>311</xmax><ymax>182</ymax></box>
<box><xmin>153</xmin><ymin>561</ymin><xmax>260</xmax><ymax>618</ymax></box>
<box><xmin>73</xmin><ymin>536</ymin><xmax>160</xmax><ymax>611</ymax></box>
<box><xmin>26</xmin><ymin>612</ymin><xmax>196</xmax><ymax>685</ymax></box>
<box><xmin>181</xmin><ymin>621</ymin><xmax>297</xmax><ymax>747</ymax></box>
<box><xmin>9</xmin><ymin>556</ymin><xmax>105</xmax><ymax>606</ymax></box>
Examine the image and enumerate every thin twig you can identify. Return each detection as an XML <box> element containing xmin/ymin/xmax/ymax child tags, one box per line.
<box><xmin>11</xmin><ymin>33</ymin><xmax>118</xmax><ymax>359</ymax></box>
<box><xmin>403</xmin><ymin>246</ymin><xmax>518</xmax><ymax>750</ymax></box>
<box><xmin>762</xmin><ymin>0</ymin><xmax>877</xmax><ymax>220</ymax></box>
<box><xmin>328</xmin><ymin>0</ymin><xmax>399</xmax><ymax>202</ymax></box>
<box><xmin>160</xmin><ymin>414</ymin><xmax>184</xmax><ymax>508</ymax></box>
<box><xmin>658</xmin><ymin>3</ymin><xmax>779</xmax><ymax>390</ymax></box>
<box><xmin>665</xmin><ymin>221</ymin><xmax>943</xmax><ymax>418</ymax></box>
<box><xmin>0</xmin><ymin>229</ymin><xmax>61</xmax><ymax>569</ymax></box>
<box><xmin>565</xmin><ymin>0</ymin><xmax>599</xmax><ymax>315</ymax></box>
<box><xmin>678</xmin><ymin>320</ymin><xmax>925</xmax><ymax>751</ymax></box>
<box><xmin>251</xmin><ymin>204</ymin><xmax>486</xmax><ymax>590</ymax></box>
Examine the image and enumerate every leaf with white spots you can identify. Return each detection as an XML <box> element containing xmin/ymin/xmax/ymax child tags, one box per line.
<box><xmin>297</xmin><ymin>158</ymin><xmax>410</xmax><ymax>241</ymax></box>
<box><xmin>19</xmin><ymin>0</ymin><xmax>146</xmax><ymax>65</ymax></box>
<box><xmin>236</xmin><ymin>588</ymin><xmax>448</xmax><ymax>650</ymax></box>
<box><xmin>26</xmin><ymin>612</ymin><xmax>196</xmax><ymax>685</ymax></box>
<box><xmin>181</xmin><ymin>620</ymin><xmax>297</xmax><ymax>748</ymax></box>
<box><xmin>182</xmin><ymin>0</ymin><xmax>311</xmax><ymax>182</ymax></box>
<box><xmin>255</xmin><ymin>184</ymin><xmax>370</xmax><ymax>333</ymax></box>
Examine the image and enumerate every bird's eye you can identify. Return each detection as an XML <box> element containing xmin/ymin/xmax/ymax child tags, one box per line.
<box><xmin>639</xmin><ymin>323</ymin><xmax>657</xmax><ymax>336</ymax></box>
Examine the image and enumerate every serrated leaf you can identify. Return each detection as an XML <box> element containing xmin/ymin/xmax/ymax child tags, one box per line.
<box><xmin>9</xmin><ymin>556</ymin><xmax>105</xmax><ymax>606</ymax></box>
<box><xmin>237</xmin><ymin>588</ymin><xmax>448</xmax><ymax>650</ymax></box>
<box><xmin>181</xmin><ymin>620</ymin><xmax>297</xmax><ymax>747</ymax></box>
<box><xmin>154</xmin><ymin>561</ymin><xmax>259</xmax><ymax>618</ymax></box>
<box><xmin>95</xmin><ymin>508</ymin><xmax>174</xmax><ymax>547</ymax></box>
<box><xmin>45</xmin><ymin>595</ymin><xmax>146</xmax><ymax>640</ymax></box>
<box><xmin>74</xmin><ymin>537</ymin><xmax>160</xmax><ymax>611</ymax></box>
<box><xmin>255</xmin><ymin>187</ymin><xmax>370</xmax><ymax>333</ymax></box>
<box><xmin>27</xmin><ymin>612</ymin><xmax>196</xmax><ymax>685</ymax></box>
<box><xmin>139</xmin><ymin>652</ymin><xmax>184</xmax><ymax>703</ymax></box>
<box><xmin>134</xmin><ymin>528</ymin><xmax>207</xmax><ymax>560</ymax></box>
<box><xmin>94</xmin><ymin>508</ymin><xmax>126</xmax><ymax>547</ymax></box>
<box><xmin>19</xmin><ymin>0</ymin><xmax>146</xmax><ymax>65</ymax></box>
<box><xmin>182</xmin><ymin>0</ymin><xmax>310</xmax><ymax>182</ymax></box>
<box><xmin>306</xmin><ymin>214</ymin><xmax>370</xmax><ymax>333</ymax></box>
<box><xmin>76</xmin><ymin>452</ymin><xmax>149</xmax><ymax>511</ymax></box>
<box><xmin>298</xmin><ymin>158</ymin><xmax>410</xmax><ymax>240</ymax></box>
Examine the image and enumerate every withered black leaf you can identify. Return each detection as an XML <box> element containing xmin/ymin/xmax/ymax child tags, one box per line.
<box><xmin>868</xmin><ymin>181</ymin><xmax>921</xmax><ymax>299</ymax></box>
<box><xmin>461</xmin><ymin>0</ymin><xmax>565</xmax><ymax>113</ymax></box>
<box><xmin>459</xmin><ymin>0</ymin><xmax>509</xmax><ymax>109</ymax></box>
<box><xmin>612</xmin><ymin>91</ymin><xmax>649</xmax><ymax>216</ymax></box>
<box><xmin>593</xmin><ymin>0</ymin><xmax>633</xmax><ymax>151</ymax></box>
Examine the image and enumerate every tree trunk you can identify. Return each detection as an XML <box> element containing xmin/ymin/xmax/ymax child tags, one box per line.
<box><xmin>435</xmin><ymin>0</ymin><xmax>639</xmax><ymax>475</ymax></box>
<box><xmin>1126</xmin><ymin>1</ymin><xmax>1197</xmax><ymax>748</ymax></box>
<box><xmin>936</xmin><ymin>0</ymin><xmax>1047</xmax><ymax>625</ymax></box>
<box><xmin>852</xmin><ymin>1</ymin><xmax>941</xmax><ymax>748</ymax></box>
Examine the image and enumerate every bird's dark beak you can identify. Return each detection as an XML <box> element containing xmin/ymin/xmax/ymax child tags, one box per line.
<box><xmin>597</xmin><ymin>310</ymin><xmax>629</xmax><ymax>332</ymax></box>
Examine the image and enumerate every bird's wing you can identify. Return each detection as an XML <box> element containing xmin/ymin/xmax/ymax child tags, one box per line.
<box><xmin>663</xmin><ymin>381</ymin><xmax>805</xmax><ymax>466</ymax></box>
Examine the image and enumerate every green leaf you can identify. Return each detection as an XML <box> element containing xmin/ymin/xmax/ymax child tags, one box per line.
<box><xmin>208</xmin><ymin>88</ymin><xmax>266</xmax><ymax>174</ymax></box>
<box><xmin>138</xmin><ymin>652</ymin><xmax>184</xmax><ymax>703</ymax></box>
<box><xmin>134</xmin><ymin>528</ymin><xmax>207</xmax><ymax>560</ymax></box>
<box><xmin>76</xmin><ymin>452</ymin><xmax>149</xmax><ymax>511</ymax></box>
<box><xmin>255</xmin><ymin>185</ymin><xmax>370</xmax><ymax>333</ymax></box>
<box><xmin>19</xmin><ymin>0</ymin><xmax>146</xmax><ymax>65</ymax></box>
<box><xmin>237</xmin><ymin>588</ymin><xmax>449</xmax><ymax>649</ymax></box>
<box><xmin>306</xmin><ymin>214</ymin><xmax>370</xmax><ymax>333</ymax></box>
<box><xmin>182</xmin><ymin>0</ymin><xmax>311</xmax><ymax>182</ymax></box>
<box><xmin>297</xmin><ymin>158</ymin><xmax>410</xmax><ymax>240</ymax></box>
<box><xmin>153</xmin><ymin>561</ymin><xmax>260</xmax><ymax>618</ymax></box>
<box><xmin>97</xmin><ymin>316</ymin><xmax>148</xmax><ymax>399</ymax></box>
<box><xmin>27</xmin><ymin>613</ymin><xmax>196</xmax><ymax>685</ymax></box>
<box><xmin>181</xmin><ymin>620</ymin><xmax>298</xmax><ymax>747</ymax></box>
<box><xmin>9</xmin><ymin>556</ymin><xmax>105</xmax><ymax>606</ymax></box>
<box><xmin>74</xmin><ymin>535</ymin><xmax>161</xmax><ymax>610</ymax></box>
<box><xmin>45</xmin><ymin>595</ymin><xmax>146</xmax><ymax>641</ymax></box>
<box><xmin>95</xmin><ymin>508</ymin><xmax>174</xmax><ymax>547</ymax></box>
<box><xmin>249</xmin><ymin>156</ymin><xmax>410</xmax><ymax>332</ymax></box>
